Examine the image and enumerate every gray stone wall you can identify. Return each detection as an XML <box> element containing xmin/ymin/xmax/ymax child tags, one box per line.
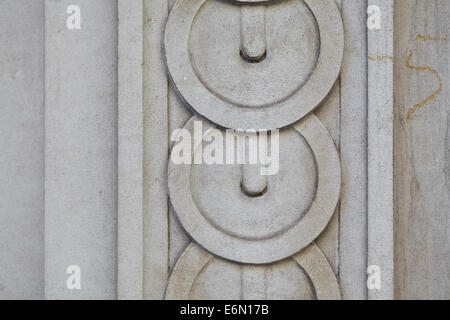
<box><xmin>0</xmin><ymin>0</ymin><xmax>45</xmax><ymax>300</ymax></box>
<box><xmin>0</xmin><ymin>0</ymin><xmax>448</xmax><ymax>300</ymax></box>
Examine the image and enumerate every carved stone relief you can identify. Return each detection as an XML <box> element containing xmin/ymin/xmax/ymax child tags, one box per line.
<box><xmin>117</xmin><ymin>0</ymin><xmax>394</xmax><ymax>300</ymax></box>
<box><xmin>164</xmin><ymin>0</ymin><xmax>343</xmax><ymax>299</ymax></box>
<box><xmin>7</xmin><ymin>0</ymin><xmax>447</xmax><ymax>301</ymax></box>
<box><xmin>165</xmin><ymin>0</ymin><xmax>344</xmax><ymax>130</ymax></box>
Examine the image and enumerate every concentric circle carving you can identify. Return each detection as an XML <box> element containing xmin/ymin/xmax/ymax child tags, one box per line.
<box><xmin>168</xmin><ymin>114</ymin><xmax>341</xmax><ymax>264</ymax></box>
<box><xmin>165</xmin><ymin>243</ymin><xmax>341</xmax><ymax>300</ymax></box>
<box><xmin>164</xmin><ymin>0</ymin><xmax>344</xmax><ymax>129</ymax></box>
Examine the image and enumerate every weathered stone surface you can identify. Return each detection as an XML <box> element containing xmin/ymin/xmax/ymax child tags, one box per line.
<box><xmin>367</xmin><ymin>0</ymin><xmax>394</xmax><ymax>300</ymax></box>
<box><xmin>45</xmin><ymin>0</ymin><xmax>118</xmax><ymax>299</ymax></box>
<box><xmin>339</xmin><ymin>0</ymin><xmax>369</xmax><ymax>300</ymax></box>
<box><xmin>118</xmin><ymin>0</ymin><xmax>144</xmax><ymax>300</ymax></box>
<box><xmin>0</xmin><ymin>0</ymin><xmax>447</xmax><ymax>300</ymax></box>
<box><xmin>394</xmin><ymin>0</ymin><xmax>450</xmax><ymax>300</ymax></box>
<box><xmin>0</xmin><ymin>0</ymin><xmax>45</xmax><ymax>300</ymax></box>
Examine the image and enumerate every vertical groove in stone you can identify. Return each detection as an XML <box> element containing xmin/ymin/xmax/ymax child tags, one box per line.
<box><xmin>118</xmin><ymin>0</ymin><xmax>144</xmax><ymax>300</ymax></box>
<box><xmin>313</xmin><ymin>0</ymin><xmax>343</xmax><ymax>287</ymax></box>
<box><xmin>367</xmin><ymin>0</ymin><xmax>394</xmax><ymax>300</ymax></box>
<box><xmin>167</xmin><ymin>0</ymin><xmax>192</xmax><ymax>272</ymax></box>
<box><xmin>339</xmin><ymin>0</ymin><xmax>368</xmax><ymax>300</ymax></box>
<box><xmin>142</xmin><ymin>0</ymin><xmax>169</xmax><ymax>300</ymax></box>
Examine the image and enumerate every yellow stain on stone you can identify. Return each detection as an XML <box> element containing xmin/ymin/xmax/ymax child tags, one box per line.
<box><xmin>406</xmin><ymin>51</ymin><xmax>443</xmax><ymax>120</ymax></box>
<box><xmin>368</xmin><ymin>55</ymin><xmax>393</xmax><ymax>61</ymax></box>
<box><xmin>416</xmin><ymin>34</ymin><xmax>450</xmax><ymax>42</ymax></box>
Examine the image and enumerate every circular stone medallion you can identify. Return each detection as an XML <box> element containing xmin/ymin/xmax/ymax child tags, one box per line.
<box><xmin>164</xmin><ymin>0</ymin><xmax>344</xmax><ymax>129</ymax></box>
<box><xmin>168</xmin><ymin>114</ymin><xmax>341</xmax><ymax>264</ymax></box>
